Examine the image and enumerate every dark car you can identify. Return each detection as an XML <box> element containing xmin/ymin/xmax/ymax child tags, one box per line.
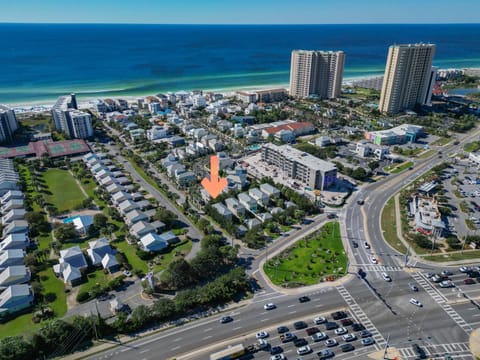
<box><xmin>327</xmin><ymin>213</ymin><xmax>336</xmax><ymax>219</ymax></box>
<box><xmin>331</xmin><ymin>311</ymin><xmax>347</xmax><ymax>320</ymax></box>
<box><xmin>277</xmin><ymin>326</ymin><xmax>289</xmax><ymax>334</ymax></box>
<box><xmin>352</xmin><ymin>241</ymin><xmax>358</xmax><ymax>248</ymax></box>
<box><xmin>294</xmin><ymin>338</ymin><xmax>308</xmax><ymax>347</ymax></box>
<box><xmin>468</xmin><ymin>271</ymin><xmax>480</xmax><ymax>278</ymax></box>
<box><xmin>359</xmin><ymin>330</ymin><xmax>372</xmax><ymax>338</ymax></box>
<box><xmin>324</xmin><ymin>322</ymin><xmax>339</xmax><ymax>330</ymax></box>
<box><xmin>294</xmin><ymin>321</ymin><xmax>308</xmax><ymax>330</ymax></box>
<box><xmin>341</xmin><ymin>343</ymin><xmax>355</xmax><ymax>352</ymax></box>
<box><xmin>357</xmin><ymin>268</ymin><xmax>366</xmax><ymax>278</ymax></box>
<box><xmin>317</xmin><ymin>349</ymin><xmax>335</xmax><ymax>360</ymax></box>
<box><xmin>341</xmin><ymin>318</ymin><xmax>353</xmax><ymax>326</ymax></box>
<box><xmin>270</xmin><ymin>346</ymin><xmax>283</xmax><ymax>355</ymax></box>
<box><xmin>306</xmin><ymin>327</ymin><xmax>320</xmax><ymax>336</ymax></box>
<box><xmin>357</xmin><ymin>199</ymin><xmax>365</xmax><ymax>205</ymax></box>
<box><xmin>220</xmin><ymin>316</ymin><xmax>233</xmax><ymax>324</ymax></box>
<box><xmin>352</xmin><ymin>323</ymin><xmax>365</xmax><ymax>331</ymax></box>
<box><xmin>464</xmin><ymin>278</ymin><xmax>475</xmax><ymax>285</ymax></box>
<box><xmin>298</xmin><ymin>296</ymin><xmax>311</xmax><ymax>303</ymax></box>
<box><xmin>412</xmin><ymin>344</ymin><xmax>426</xmax><ymax>359</ymax></box>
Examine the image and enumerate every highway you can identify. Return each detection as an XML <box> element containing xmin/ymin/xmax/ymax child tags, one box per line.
<box><xmin>85</xmin><ymin>129</ymin><xmax>480</xmax><ymax>360</ymax></box>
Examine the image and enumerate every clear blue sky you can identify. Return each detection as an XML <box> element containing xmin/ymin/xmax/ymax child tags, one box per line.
<box><xmin>2</xmin><ymin>0</ymin><xmax>479</xmax><ymax>24</ymax></box>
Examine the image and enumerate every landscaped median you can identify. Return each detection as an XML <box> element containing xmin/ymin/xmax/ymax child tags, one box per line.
<box><xmin>263</xmin><ymin>222</ymin><xmax>346</xmax><ymax>287</ymax></box>
<box><xmin>389</xmin><ymin>161</ymin><xmax>414</xmax><ymax>174</ymax></box>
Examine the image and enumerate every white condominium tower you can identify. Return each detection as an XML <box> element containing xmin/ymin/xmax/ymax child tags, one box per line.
<box><xmin>51</xmin><ymin>94</ymin><xmax>93</xmax><ymax>139</ymax></box>
<box><xmin>289</xmin><ymin>50</ymin><xmax>345</xmax><ymax>99</ymax></box>
<box><xmin>0</xmin><ymin>105</ymin><xmax>19</xmax><ymax>144</ymax></box>
<box><xmin>379</xmin><ymin>43</ymin><xmax>436</xmax><ymax>114</ymax></box>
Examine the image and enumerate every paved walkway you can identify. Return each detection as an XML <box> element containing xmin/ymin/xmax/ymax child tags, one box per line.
<box><xmin>470</xmin><ymin>327</ymin><xmax>480</xmax><ymax>359</ymax></box>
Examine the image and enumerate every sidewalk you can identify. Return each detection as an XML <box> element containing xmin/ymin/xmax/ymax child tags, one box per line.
<box><xmin>470</xmin><ymin>327</ymin><xmax>480</xmax><ymax>359</ymax></box>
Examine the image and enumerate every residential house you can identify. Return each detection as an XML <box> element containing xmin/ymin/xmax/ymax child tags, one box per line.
<box><xmin>101</xmin><ymin>254</ymin><xmax>119</xmax><ymax>273</ymax></box>
<box><xmin>248</xmin><ymin>188</ymin><xmax>269</xmax><ymax>207</ymax></box>
<box><xmin>2</xmin><ymin>220</ymin><xmax>28</xmax><ymax>237</ymax></box>
<box><xmin>245</xmin><ymin>218</ymin><xmax>261</xmax><ymax>229</ymax></box>
<box><xmin>106</xmin><ymin>183</ymin><xmax>124</xmax><ymax>194</ymax></box>
<box><xmin>86</xmin><ymin>238</ymin><xmax>115</xmax><ymax>267</ymax></box>
<box><xmin>140</xmin><ymin>232</ymin><xmax>168</xmax><ymax>252</ymax></box>
<box><xmin>125</xmin><ymin>209</ymin><xmax>149</xmax><ymax>226</ymax></box>
<box><xmin>130</xmin><ymin>221</ymin><xmax>155</xmax><ymax>239</ymax></box>
<box><xmin>63</xmin><ymin>215</ymin><xmax>94</xmax><ymax>236</ymax></box>
<box><xmin>53</xmin><ymin>246</ymin><xmax>88</xmax><ymax>286</ymax></box>
<box><xmin>112</xmin><ymin>191</ymin><xmax>132</xmax><ymax>205</ymax></box>
<box><xmin>256</xmin><ymin>212</ymin><xmax>273</xmax><ymax>223</ymax></box>
<box><xmin>130</xmin><ymin>128</ymin><xmax>145</xmax><ymax>142</ymax></box>
<box><xmin>118</xmin><ymin>200</ymin><xmax>139</xmax><ymax>216</ymax></box>
<box><xmin>0</xmin><ymin>233</ymin><xmax>29</xmax><ymax>251</ymax></box>
<box><xmin>177</xmin><ymin>171</ymin><xmax>196</xmax><ymax>187</ymax></box>
<box><xmin>212</xmin><ymin>203</ymin><xmax>233</xmax><ymax>220</ymax></box>
<box><xmin>0</xmin><ymin>190</ymin><xmax>23</xmax><ymax>205</ymax></box>
<box><xmin>259</xmin><ymin>183</ymin><xmax>280</xmax><ymax>198</ymax></box>
<box><xmin>100</xmin><ymin>176</ymin><xmax>117</xmax><ymax>187</ymax></box>
<box><xmin>1</xmin><ymin>199</ymin><xmax>24</xmax><ymax>214</ymax></box>
<box><xmin>225</xmin><ymin>198</ymin><xmax>246</xmax><ymax>218</ymax></box>
<box><xmin>0</xmin><ymin>265</ymin><xmax>31</xmax><ymax>287</ymax></box>
<box><xmin>238</xmin><ymin>192</ymin><xmax>257</xmax><ymax>213</ymax></box>
<box><xmin>0</xmin><ymin>285</ymin><xmax>34</xmax><ymax>318</ymax></box>
<box><xmin>0</xmin><ymin>249</ymin><xmax>25</xmax><ymax>269</ymax></box>
<box><xmin>1</xmin><ymin>209</ymin><xmax>25</xmax><ymax>225</ymax></box>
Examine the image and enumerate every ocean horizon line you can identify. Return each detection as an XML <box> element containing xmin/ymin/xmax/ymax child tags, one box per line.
<box><xmin>1</xmin><ymin>22</ymin><xmax>480</xmax><ymax>26</ymax></box>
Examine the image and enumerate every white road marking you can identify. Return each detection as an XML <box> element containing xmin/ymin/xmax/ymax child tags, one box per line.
<box><xmin>260</xmin><ymin>318</ymin><xmax>270</xmax><ymax>322</ymax></box>
<box><xmin>202</xmin><ymin>336</ymin><xmax>212</xmax><ymax>340</ymax></box>
<box><xmin>139</xmin><ymin>349</ymin><xmax>150</xmax><ymax>354</ymax></box>
<box><xmin>203</xmin><ymin>328</ymin><xmax>212</xmax><ymax>332</ymax></box>
<box><xmin>171</xmin><ymin>346</ymin><xmax>181</xmax><ymax>350</ymax></box>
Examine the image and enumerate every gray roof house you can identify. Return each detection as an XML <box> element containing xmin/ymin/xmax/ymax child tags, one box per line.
<box><xmin>212</xmin><ymin>203</ymin><xmax>233</xmax><ymax>220</ymax></box>
<box><xmin>259</xmin><ymin>183</ymin><xmax>281</xmax><ymax>198</ymax></box>
<box><xmin>245</xmin><ymin>218</ymin><xmax>261</xmax><ymax>229</ymax></box>
<box><xmin>0</xmin><ymin>249</ymin><xmax>25</xmax><ymax>269</ymax></box>
<box><xmin>225</xmin><ymin>197</ymin><xmax>245</xmax><ymax>218</ymax></box>
<box><xmin>106</xmin><ymin>183</ymin><xmax>124</xmax><ymax>194</ymax></box>
<box><xmin>1</xmin><ymin>190</ymin><xmax>24</xmax><ymax>205</ymax></box>
<box><xmin>53</xmin><ymin>246</ymin><xmax>88</xmax><ymax>286</ymax></box>
<box><xmin>101</xmin><ymin>254</ymin><xmax>119</xmax><ymax>273</ymax></box>
<box><xmin>125</xmin><ymin>209</ymin><xmax>149</xmax><ymax>225</ymax></box>
<box><xmin>130</xmin><ymin>221</ymin><xmax>155</xmax><ymax>239</ymax></box>
<box><xmin>1</xmin><ymin>199</ymin><xmax>24</xmax><ymax>213</ymax></box>
<box><xmin>256</xmin><ymin>212</ymin><xmax>273</xmax><ymax>223</ymax></box>
<box><xmin>238</xmin><ymin>192</ymin><xmax>257</xmax><ymax>213</ymax></box>
<box><xmin>100</xmin><ymin>176</ymin><xmax>117</xmax><ymax>187</ymax></box>
<box><xmin>0</xmin><ymin>285</ymin><xmax>34</xmax><ymax>318</ymax></box>
<box><xmin>86</xmin><ymin>238</ymin><xmax>115</xmax><ymax>267</ymax></box>
<box><xmin>248</xmin><ymin>188</ymin><xmax>269</xmax><ymax>207</ymax></box>
<box><xmin>0</xmin><ymin>265</ymin><xmax>31</xmax><ymax>288</ymax></box>
<box><xmin>118</xmin><ymin>199</ymin><xmax>139</xmax><ymax>216</ymax></box>
<box><xmin>95</xmin><ymin>169</ymin><xmax>112</xmax><ymax>180</ymax></box>
<box><xmin>176</xmin><ymin>171</ymin><xmax>196</xmax><ymax>187</ymax></box>
<box><xmin>2</xmin><ymin>220</ymin><xmax>28</xmax><ymax>237</ymax></box>
<box><xmin>2</xmin><ymin>209</ymin><xmax>26</xmax><ymax>225</ymax></box>
<box><xmin>112</xmin><ymin>191</ymin><xmax>132</xmax><ymax>205</ymax></box>
<box><xmin>140</xmin><ymin>232</ymin><xmax>169</xmax><ymax>252</ymax></box>
<box><xmin>0</xmin><ymin>233</ymin><xmax>29</xmax><ymax>251</ymax></box>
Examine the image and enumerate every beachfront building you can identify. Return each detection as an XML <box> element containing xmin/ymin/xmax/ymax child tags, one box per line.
<box><xmin>364</xmin><ymin>124</ymin><xmax>424</xmax><ymax>145</ymax></box>
<box><xmin>379</xmin><ymin>43</ymin><xmax>436</xmax><ymax>114</ymax></box>
<box><xmin>51</xmin><ymin>94</ymin><xmax>93</xmax><ymax>139</ymax></box>
<box><xmin>0</xmin><ymin>105</ymin><xmax>19</xmax><ymax>144</ymax></box>
<box><xmin>255</xmin><ymin>88</ymin><xmax>287</xmax><ymax>103</ymax></box>
<box><xmin>261</xmin><ymin>143</ymin><xmax>337</xmax><ymax>190</ymax></box>
<box><xmin>289</xmin><ymin>50</ymin><xmax>345</xmax><ymax>99</ymax></box>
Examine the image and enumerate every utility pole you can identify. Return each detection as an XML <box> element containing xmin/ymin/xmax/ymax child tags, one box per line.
<box><xmin>404</xmin><ymin>245</ymin><xmax>410</xmax><ymax>267</ymax></box>
<box><xmin>383</xmin><ymin>334</ymin><xmax>390</xmax><ymax>359</ymax></box>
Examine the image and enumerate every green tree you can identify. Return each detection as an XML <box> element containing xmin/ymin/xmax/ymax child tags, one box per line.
<box><xmin>53</xmin><ymin>223</ymin><xmax>77</xmax><ymax>242</ymax></box>
<box><xmin>153</xmin><ymin>208</ymin><xmax>178</xmax><ymax>229</ymax></box>
<box><xmin>93</xmin><ymin>213</ymin><xmax>108</xmax><ymax>229</ymax></box>
<box><xmin>0</xmin><ymin>336</ymin><xmax>35</xmax><ymax>360</ymax></box>
<box><xmin>152</xmin><ymin>298</ymin><xmax>176</xmax><ymax>321</ymax></box>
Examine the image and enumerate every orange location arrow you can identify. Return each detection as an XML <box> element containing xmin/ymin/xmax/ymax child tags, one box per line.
<box><xmin>201</xmin><ymin>155</ymin><xmax>227</xmax><ymax>199</ymax></box>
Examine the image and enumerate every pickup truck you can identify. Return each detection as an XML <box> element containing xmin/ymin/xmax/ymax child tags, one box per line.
<box><xmin>279</xmin><ymin>332</ymin><xmax>296</xmax><ymax>343</ymax></box>
<box><xmin>245</xmin><ymin>339</ymin><xmax>269</xmax><ymax>353</ymax></box>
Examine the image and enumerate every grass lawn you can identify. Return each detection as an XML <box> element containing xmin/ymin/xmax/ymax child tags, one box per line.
<box><xmin>418</xmin><ymin>149</ymin><xmax>436</xmax><ymax>159</ymax></box>
<box><xmin>422</xmin><ymin>250</ymin><xmax>480</xmax><ymax>262</ymax></box>
<box><xmin>264</xmin><ymin>222</ymin><xmax>346</xmax><ymax>287</ymax></box>
<box><xmin>80</xmin><ymin>271</ymin><xmax>112</xmax><ymax>295</ymax></box>
<box><xmin>381</xmin><ymin>198</ymin><xmax>408</xmax><ymax>254</ymax></box>
<box><xmin>43</xmin><ymin>168</ymin><xmax>86</xmax><ymax>213</ymax></box>
<box><xmin>153</xmin><ymin>240</ymin><xmax>193</xmax><ymax>272</ymax></box>
<box><xmin>38</xmin><ymin>267</ymin><xmax>67</xmax><ymax>317</ymax></box>
<box><xmin>390</xmin><ymin>161</ymin><xmax>414</xmax><ymax>174</ymax></box>
<box><xmin>464</xmin><ymin>141</ymin><xmax>480</xmax><ymax>153</ymax></box>
<box><xmin>431</xmin><ymin>137</ymin><xmax>452</xmax><ymax>146</ymax></box>
<box><xmin>113</xmin><ymin>240</ymin><xmax>148</xmax><ymax>273</ymax></box>
<box><xmin>0</xmin><ymin>313</ymin><xmax>41</xmax><ymax>340</ymax></box>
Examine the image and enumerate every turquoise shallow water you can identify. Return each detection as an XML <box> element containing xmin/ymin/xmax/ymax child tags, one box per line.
<box><xmin>1</xmin><ymin>23</ymin><xmax>479</xmax><ymax>104</ymax></box>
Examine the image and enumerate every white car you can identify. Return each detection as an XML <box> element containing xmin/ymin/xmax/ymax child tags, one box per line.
<box><xmin>313</xmin><ymin>316</ymin><xmax>327</xmax><ymax>324</ymax></box>
<box><xmin>410</xmin><ymin>298</ymin><xmax>423</xmax><ymax>307</ymax></box>
<box><xmin>459</xmin><ymin>266</ymin><xmax>470</xmax><ymax>273</ymax></box>
<box><xmin>364</xmin><ymin>242</ymin><xmax>370</xmax><ymax>249</ymax></box>
<box><xmin>256</xmin><ymin>331</ymin><xmax>269</xmax><ymax>339</ymax></box>
<box><xmin>371</xmin><ymin>256</ymin><xmax>378</xmax><ymax>264</ymax></box>
<box><xmin>343</xmin><ymin>333</ymin><xmax>357</xmax><ymax>342</ymax></box>
<box><xmin>257</xmin><ymin>339</ymin><xmax>269</xmax><ymax>349</ymax></box>
<box><xmin>270</xmin><ymin>355</ymin><xmax>285</xmax><ymax>360</ymax></box>
<box><xmin>382</xmin><ymin>272</ymin><xmax>392</xmax><ymax>282</ymax></box>
<box><xmin>325</xmin><ymin>339</ymin><xmax>338</xmax><ymax>347</ymax></box>
<box><xmin>297</xmin><ymin>345</ymin><xmax>312</xmax><ymax>355</ymax></box>
<box><xmin>264</xmin><ymin>303</ymin><xmax>276</xmax><ymax>310</ymax></box>
<box><xmin>334</xmin><ymin>327</ymin><xmax>348</xmax><ymax>335</ymax></box>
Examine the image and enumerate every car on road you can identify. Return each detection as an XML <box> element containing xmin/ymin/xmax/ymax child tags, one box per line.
<box><xmin>341</xmin><ymin>318</ymin><xmax>353</xmax><ymax>326</ymax></box>
<box><xmin>331</xmin><ymin>311</ymin><xmax>347</xmax><ymax>320</ymax></box>
<box><xmin>382</xmin><ymin>272</ymin><xmax>392</xmax><ymax>282</ymax></box>
<box><xmin>359</xmin><ymin>330</ymin><xmax>372</xmax><ymax>338</ymax></box>
<box><xmin>324</xmin><ymin>322</ymin><xmax>339</xmax><ymax>330</ymax></box>
<box><xmin>256</xmin><ymin>331</ymin><xmax>269</xmax><ymax>339</ymax></box>
<box><xmin>306</xmin><ymin>327</ymin><xmax>320</xmax><ymax>336</ymax></box>
<box><xmin>270</xmin><ymin>346</ymin><xmax>283</xmax><ymax>355</ymax></box>
<box><xmin>220</xmin><ymin>316</ymin><xmax>233</xmax><ymax>323</ymax></box>
<box><xmin>352</xmin><ymin>241</ymin><xmax>358</xmax><ymax>248</ymax></box>
<box><xmin>325</xmin><ymin>339</ymin><xmax>338</xmax><ymax>347</ymax></box>
<box><xmin>409</xmin><ymin>283</ymin><xmax>418</xmax><ymax>291</ymax></box>
<box><xmin>439</xmin><ymin>280</ymin><xmax>454</xmax><ymax>288</ymax></box>
<box><xmin>441</xmin><ymin>270</ymin><xmax>454</xmax><ymax>276</ymax></box>
<box><xmin>327</xmin><ymin>213</ymin><xmax>336</xmax><ymax>219</ymax></box>
<box><xmin>297</xmin><ymin>345</ymin><xmax>312</xmax><ymax>355</ymax></box>
<box><xmin>257</xmin><ymin>339</ymin><xmax>269</xmax><ymax>350</ymax></box>
<box><xmin>464</xmin><ymin>278</ymin><xmax>475</xmax><ymax>285</ymax></box>
<box><xmin>270</xmin><ymin>354</ymin><xmax>285</xmax><ymax>360</ymax></box>
<box><xmin>352</xmin><ymin>323</ymin><xmax>365</xmax><ymax>331</ymax></box>
<box><xmin>298</xmin><ymin>296</ymin><xmax>310</xmax><ymax>303</ymax></box>
<box><xmin>343</xmin><ymin>333</ymin><xmax>357</xmax><ymax>342</ymax></box>
<box><xmin>341</xmin><ymin>343</ymin><xmax>355</xmax><ymax>352</ymax></box>
<box><xmin>294</xmin><ymin>321</ymin><xmax>308</xmax><ymax>330</ymax></box>
<box><xmin>361</xmin><ymin>337</ymin><xmax>375</xmax><ymax>346</ymax></box>
<box><xmin>317</xmin><ymin>349</ymin><xmax>335</xmax><ymax>359</ymax></box>
<box><xmin>364</xmin><ymin>242</ymin><xmax>371</xmax><ymax>249</ymax></box>
<box><xmin>357</xmin><ymin>199</ymin><xmax>365</xmax><ymax>205</ymax></box>
<box><xmin>371</xmin><ymin>256</ymin><xmax>378</xmax><ymax>264</ymax></box>
<box><xmin>311</xmin><ymin>332</ymin><xmax>328</xmax><ymax>342</ymax></box>
<box><xmin>264</xmin><ymin>303</ymin><xmax>276</xmax><ymax>310</ymax></box>
<box><xmin>293</xmin><ymin>338</ymin><xmax>308</xmax><ymax>347</ymax></box>
<box><xmin>313</xmin><ymin>316</ymin><xmax>327</xmax><ymax>324</ymax></box>
<box><xmin>410</xmin><ymin>298</ymin><xmax>423</xmax><ymax>307</ymax></box>
<box><xmin>334</xmin><ymin>327</ymin><xmax>348</xmax><ymax>335</ymax></box>
<box><xmin>277</xmin><ymin>326</ymin><xmax>289</xmax><ymax>334</ymax></box>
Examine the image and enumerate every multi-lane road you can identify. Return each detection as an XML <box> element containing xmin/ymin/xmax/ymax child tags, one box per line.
<box><xmin>86</xmin><ymin>129</ymin><xmax>480</xmax><ymax>360</ymax></box>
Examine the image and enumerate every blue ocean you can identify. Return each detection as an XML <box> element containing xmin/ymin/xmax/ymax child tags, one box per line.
<box><xmin>0</xmin><ymin>23</ymin><xmax>479</xmax><ymax>105</ymax></box>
